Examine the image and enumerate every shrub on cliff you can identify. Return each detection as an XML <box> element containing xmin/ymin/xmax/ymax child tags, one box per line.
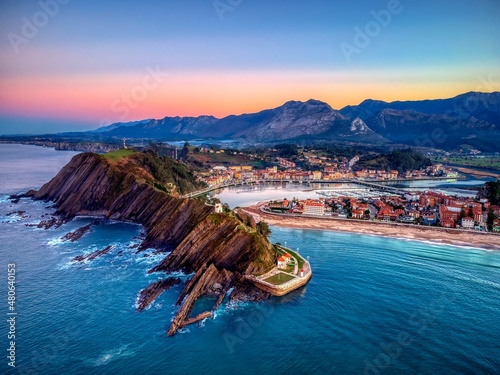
<box><xmin>256</xmin><ymin>221</ymin><xmax>271</xmax><ymax>239</ymax></box>
<box><xmin>140</xmin><ymin>150</ymin><xmax>206</xmax><ymax>195</ymax></box>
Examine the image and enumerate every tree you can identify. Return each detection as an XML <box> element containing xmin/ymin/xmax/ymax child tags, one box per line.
<box><xmin>179</xmin><ymin>143</ymin><xmax>190</xmax><ymax>160</ymax></box>
<box><xmin>256</xmin><ymin>221</ymin><xmax>271</xmax><ymax>238</ymax></box>
<box><xmin>487</xmin><ymin>208</ymin><xmax>495</xmax><ymax>231</ymax></box>
<box><xmin>275</xmin><ymin>143</ymin><xmax>298</xmax><ymax>158</ymax></box>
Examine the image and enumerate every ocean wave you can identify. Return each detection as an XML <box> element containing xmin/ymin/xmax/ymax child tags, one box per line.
<box><xmin>164</xmin><ymin>270</ymin><xmax>193</xmax><ymax>279</ymax></box>
<box><xmin>0</xmin><ymin>194</ymin><xmax>12</xmax><ymax>204</ymax></box>
<box><xmin>48</xmin><ymin>237</ymin><xmax>66</xmax><ymax>247</ymax></box>
<box><xmin>1</xmin><ymin>217</ymin><xmax>21</xmax><ymax>223</ymax></box>
<box><xmin>133</xmin><ymin>292</ymin><xmax>142</xmax><ymax>311</ymax></box>
<box><xmin>86</xmin><ymin>344</ymin><xmax>136</xmax><ymax>367</ymax></box>
<box><xmin>225</xmin><ymin>300</ymin><xmax>251</xmax><ymax>312</ymax></box>
<box><xmin>57</xmin><ymin>261</ymin><xmax>73</xmax><ymax>270</ymax></box>
<box><xmin>392</xmin><ymin>236</ymin><xmax>495</xmax><ymax>253</ymax></box>
<box><xmin>198</xmin><ymin>317</ymin><xmax>208</xmax><ymax>327</ymax></box>
<box><xmin>135</xmin><ymin>252</ymin><xmax>168</xmax><ymax>266</ymax></box>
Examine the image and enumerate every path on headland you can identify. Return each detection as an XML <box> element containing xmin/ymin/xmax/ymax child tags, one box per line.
<box><xmin>292</xmin><ymin>255</ymin><xmax>298</xmax><ymax>275</ymax></box>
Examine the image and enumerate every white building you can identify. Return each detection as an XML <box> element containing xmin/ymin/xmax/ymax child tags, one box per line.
<box><xmin>461</xmin><ymin>217</ymin><xmax>474</xmax><ymax>229</ymax></box>
<box><xmin>405</xmin><ymin>192</ymin><xmax>420</xmax><ymax>202</ymax></box>
<box><xmin>303</xmin><ymin>200</ymin><xmax>325</xmax><ymax>216</ymax></box>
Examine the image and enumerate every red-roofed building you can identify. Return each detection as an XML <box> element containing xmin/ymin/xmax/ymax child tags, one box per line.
<box><xmin>439</xmin><ymin>205</ymin><xmax>461</xmax><ymax>226</ymax></box>
<box><xmin>442</xmin><ymin>218</ymin><xmax>455</xmax><ymax>228</ymax></box>
<box><xmin>277</xmin><ymin>253</ymin><xmax>292</xmax><ymax>269</ymax></box>
<box><xmin>352</xmin><ymin>209</ymin><xmax>364</xmax><ymax>219</ymax></box>
<box><xmin>277</xmin><ymin>256</ymin><xmax>287</xmax><ymax>269</ymax></box>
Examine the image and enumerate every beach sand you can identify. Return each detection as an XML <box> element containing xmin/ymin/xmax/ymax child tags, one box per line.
<box><xmin>243</xmin><ymin>203</ymin><xmax>500</xmax><ymax>251</ymax></box>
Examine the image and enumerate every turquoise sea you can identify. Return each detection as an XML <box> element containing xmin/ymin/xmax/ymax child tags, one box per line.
<box><xmin>1</xmin><ymin>144</ymin><xmax>499</xmax><ymax>374</ymax></box>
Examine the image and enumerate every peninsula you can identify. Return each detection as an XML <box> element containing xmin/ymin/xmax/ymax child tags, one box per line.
<box><xmin>16</xmin><ymin>149</ymin><xmax>311</xmax><ymax>335</ymax></box>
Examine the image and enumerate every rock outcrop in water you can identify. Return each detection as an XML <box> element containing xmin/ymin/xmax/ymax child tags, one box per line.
<box><xmin>62</xmin><ymin>223</ymin><xmax>94</xmax><ymax>242</ymax></box>
<box><xmin>136</xmin><ymin>278</ymin><xmax>181</xmax><ymax>311</ymax></box>
<box><xmin>72</xmin><ymin>245</ymin><xmax>114</xmax><ymax>263</ymax></box>
<box><xmin>26</xmin><ymin>152</ymin><xmax>276</xmax><ymax>335</ymax></box>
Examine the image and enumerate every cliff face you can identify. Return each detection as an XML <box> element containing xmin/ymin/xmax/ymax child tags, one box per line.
<box><xmin>27</xmin><ymin>152</ymin><xmax>276</xmax><ymax>335</ymax></box>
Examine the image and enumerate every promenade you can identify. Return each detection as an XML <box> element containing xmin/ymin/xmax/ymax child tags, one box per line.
<box><xmin>242</xmin><ymin>203</ymin><xmax>500</xmax><ymax>251</ymax></box>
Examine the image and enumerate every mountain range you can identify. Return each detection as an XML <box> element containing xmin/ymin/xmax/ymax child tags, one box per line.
<box><xmin>87</xmin><ymin>91</ymin><xmax>500</xmax><ymax>151</ymax></box>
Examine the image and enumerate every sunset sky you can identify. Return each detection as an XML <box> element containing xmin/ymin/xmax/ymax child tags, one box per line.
<box><xmin>0</xmin><ymin>0</ymin><xmax>499</xmax><ymax>134</ymax></box>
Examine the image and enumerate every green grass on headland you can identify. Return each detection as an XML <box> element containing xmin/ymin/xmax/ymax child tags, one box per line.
<box><xmin>103</xmin><ymin>148</ymin><xmax>137</xmax><ymax>161</ymax></box>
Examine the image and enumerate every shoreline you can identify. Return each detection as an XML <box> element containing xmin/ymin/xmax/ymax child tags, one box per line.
<box><xmin>243</xmin><ymin>203</ymin><xmax>500</xmax><ymax>251</ymax></box>
<box><xmin>442</xmin><ymin>164</ymin><xmax>500</xmax><ymax>179</ymax></box>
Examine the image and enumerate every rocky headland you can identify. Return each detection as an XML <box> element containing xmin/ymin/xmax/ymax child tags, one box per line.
<box><xmin>20</xmin><ymin>150</ymin><xmax>278</xmax><ymax>335</ymax></box>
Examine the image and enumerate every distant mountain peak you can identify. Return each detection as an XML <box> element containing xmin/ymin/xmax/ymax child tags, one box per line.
<box><xmin>350</xmin><ymin>117</ymin><xmax>370</xmax><ymax>133</ymax></box>
<box><xmin>280</xmin><ymin>98</ymin><xmax>332</xmax><ymax>109</ymax></box>
<box><xmin>84</xmin><ymin>91</ymin><xmax>499</xmax><ymax>152</ymax></box>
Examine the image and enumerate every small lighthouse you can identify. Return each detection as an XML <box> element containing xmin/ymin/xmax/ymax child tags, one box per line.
<box><xmin>300</xmin><ymin>268</ymin><xmax>304</xmax><ymax>278</ymax></box>
<box><xmin>122</xmin><ymin>138</ymin><xmax>127</xmax><ymax>149</ymax></box>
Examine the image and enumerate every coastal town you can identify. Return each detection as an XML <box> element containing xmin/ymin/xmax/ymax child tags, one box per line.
<box><xmin>198</xmin><ymin>150</ymin><xmax>461</xmax><ymax>187</ymax></box>
<box><xmin>197</xmin><ymin>153</ymin><xmax>500</xmax><ymax>233</ymax></box>
<box><xmin>263</xmin><ymin>191</ymin><xmax>500</xmax><ymax>232</ymax></box>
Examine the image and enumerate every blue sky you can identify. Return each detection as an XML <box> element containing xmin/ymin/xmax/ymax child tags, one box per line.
<box><xmin>0</xmin><ymin>0</ymin><xmax>499</xmax><ymax>134</ymax></box>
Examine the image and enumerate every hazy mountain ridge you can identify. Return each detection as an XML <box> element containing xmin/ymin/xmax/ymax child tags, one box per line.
<box><xmin>89</xmin><ymin>91</ymin><xmax>500</xmax><ymax>150</ymax></box>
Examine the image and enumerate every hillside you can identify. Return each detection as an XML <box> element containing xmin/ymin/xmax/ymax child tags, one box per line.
<box><xmin>355</xmin><ymin>150</ymin><xmax>433</xmax><ymax>173</ymax></box>
<box><xmin>22</xmin><ymin>150</ymin><xmax>277</xmax><ymax>335</ymax></box>
<box><xmin>101</xmin><ymin>149</ymin><xmax>206</xmax><ymax>196</ymax></box>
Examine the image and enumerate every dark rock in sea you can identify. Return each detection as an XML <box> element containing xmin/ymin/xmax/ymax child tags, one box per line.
<box><xmin>136</xmin><ymin>278</ymin><xmax>181</xmax><ymax>312</ymax></box>
<box><xmin>62</xmin><ymin>223</ymin><xmax>93</xmax><ymax>242</ymax></box>
<box><xmin>168</xmin><ymin>263</ymin><xmax>235</xmax><ymax>336</ymax></box>
<box><xmin>72</xmin><ymin>254</ymin><xmax>86</xmax><ymax>262</ymax></box>
<box><xmin>37</xmin><ymin>217</ymin><xmax>65</xmax><ymax>230</ymax></box>
<box><xmin>72</xmin><ymin>245</ymin><xmax>114</xmax><ymax>263</ymax></box>
<box><xmin>229</xmin><ymin>279</ymin><xmax>270</xmax><ymax>303</ymax></box>
<box><xmin>6</xmin><ymin>210</ymin><xmax>29</xmax><ymax>219</ymax></box>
